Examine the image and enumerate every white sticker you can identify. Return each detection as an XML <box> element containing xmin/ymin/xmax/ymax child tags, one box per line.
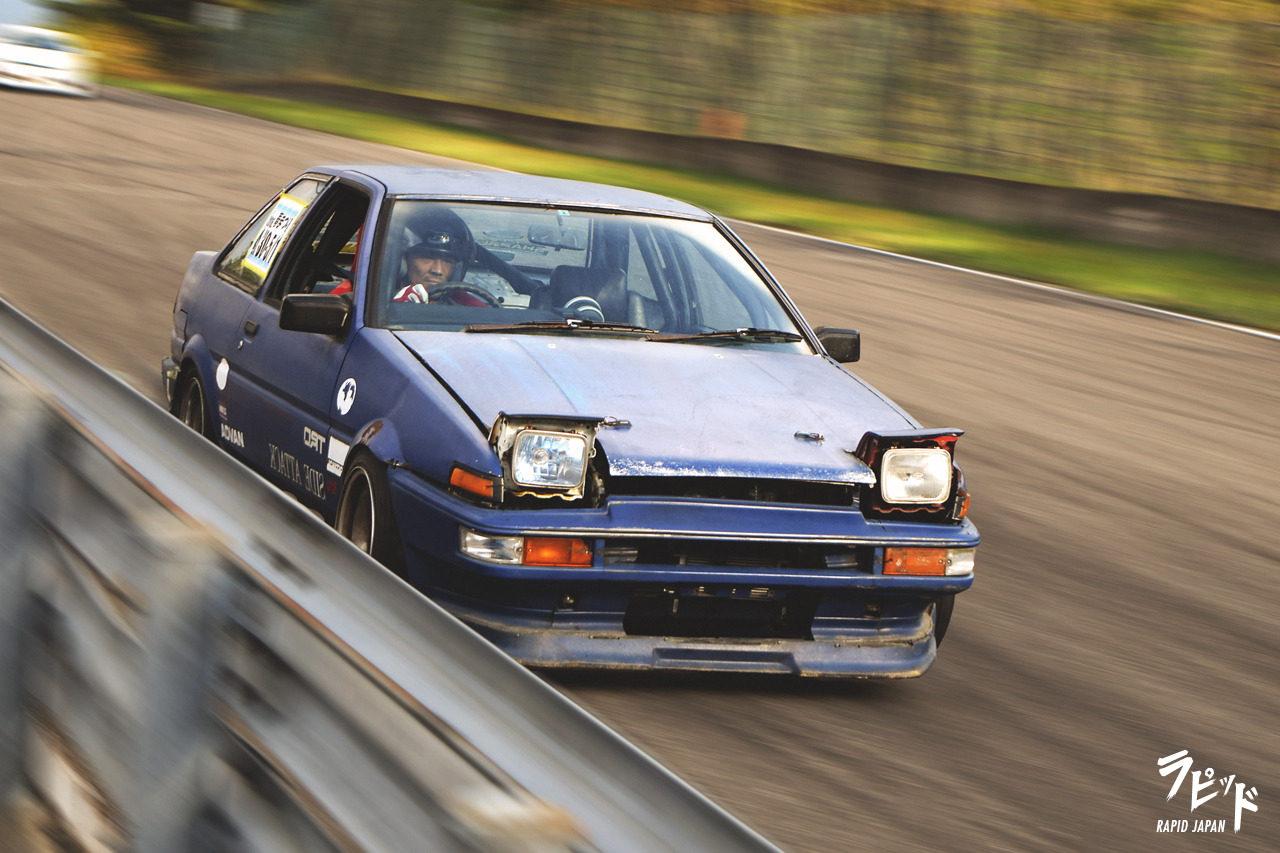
<box><xmin>327</xmin><ymin>436</ymin><xmax>350</xmax><ymax>477</ymax></box>
<box><xmin>216</xmin><ymin>358</ymin><xmax>230</xmax><ymax>390</ymax></box>
<box><xmin>244</xmin><ymin>194</ymin><xmax>306</xmax><ymax>276</ymax></box>
<box><xmin>336</xmin><ymin>378</ymin><xmax>357</xmax><ymax>415</ymax></box>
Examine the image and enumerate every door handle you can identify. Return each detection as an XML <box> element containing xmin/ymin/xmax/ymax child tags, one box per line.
<box><xmin>243</xmin><ymin>319</ymin><xmax>259</xmax><ymax>336</ymax></box>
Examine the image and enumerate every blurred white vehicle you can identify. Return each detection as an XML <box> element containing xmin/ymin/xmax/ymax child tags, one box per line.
<box><xmin>0</xmin><ymin>25</ymin><xmax>96</xmax><ymax>97</ymax></box>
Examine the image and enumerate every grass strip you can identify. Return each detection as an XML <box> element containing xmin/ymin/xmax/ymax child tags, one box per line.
<box><xmin>116</xmin><ymin>78</ymin><xmax>1280</xmax><ymax>333</ymax></box>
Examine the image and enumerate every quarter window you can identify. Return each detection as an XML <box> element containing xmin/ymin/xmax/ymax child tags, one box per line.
<box><xmin>216</xmin><ymin>177</ymin><xmax>327</xmax><ymax>294</ymax></box>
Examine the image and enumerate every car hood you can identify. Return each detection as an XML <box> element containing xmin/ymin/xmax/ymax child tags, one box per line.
<box><xmin>395</xmin><ymin>331</ymin><xmax>916</xmax><ymax>484</ymax></box>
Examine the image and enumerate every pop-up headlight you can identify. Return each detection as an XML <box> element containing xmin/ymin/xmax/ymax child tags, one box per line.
<box><xmin>490</xmin><ymin>414</ymin><xmax>601</xmax><ymax>500</ymax></box>
<box><xmin>880</xmin><ymin>447</ymin><xmax>952</xmax><ymax>504</ymax></box>
<box><xmin>855</xmin><ymin>428</ymin><xmax>969</xmax><ymax>523</ymax></box>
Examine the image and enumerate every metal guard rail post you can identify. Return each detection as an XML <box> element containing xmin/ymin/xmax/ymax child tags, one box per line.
<box><xmin>0</xmin><ymin>298</ymin><xmax>784</xmax><ymax>853</ymax></box>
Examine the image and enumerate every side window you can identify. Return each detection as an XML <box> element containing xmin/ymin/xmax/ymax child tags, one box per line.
<box><xmin>267</xmin><ymin>184</ymin><xmax>371</xmax><ymax>304</ymax></box>
<box><xmin>215</xmin><ymin>177</ymin><xmax>327</xmax><ymax>294</ymax></box>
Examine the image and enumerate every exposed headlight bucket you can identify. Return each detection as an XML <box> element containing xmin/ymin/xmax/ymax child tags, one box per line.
<box><xmin>460</xmin><ymin>528</ymin><xmax>523</xmax><ymax>565</ymax></box>
<box><xmin>880</xmin><ymin>447</ymin><xmax>953</xmax><ymax>504</ymax></box>
<box><xmin>489</xmin><ymin>414</ymin><xmax>601</xmax><ymax>500</ymax></box>
<box><xmin>855</xmin><ymin>428</ymin><xmax>966</xmax><ymax>523</ymax></box>
<box><xmin>512</xmin><ymin>429</ymin><xmax>589</xmax><ymax>490</ymax></box>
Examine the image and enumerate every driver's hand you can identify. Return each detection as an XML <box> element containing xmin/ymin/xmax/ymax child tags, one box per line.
<box><xmin>392</xmin><ymin>283</ymin><xmax>431</xmax><ymax>303</ymax></box>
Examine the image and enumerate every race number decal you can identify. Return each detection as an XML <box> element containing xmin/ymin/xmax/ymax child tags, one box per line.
<box><xmin>244</xmin><ymin>193</ymin><xmax>307</xmax><ymax>276</ymax></box>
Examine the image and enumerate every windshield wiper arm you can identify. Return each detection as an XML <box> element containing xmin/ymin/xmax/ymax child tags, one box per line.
<box><xmin>465</xmin><ymin>319</ymin><xmax>658</xmax><ymax>335</ymax></box>
<box><xmin>657</xmin><ymin>327</ymin><xmax>805</xmax><ymax>344</ymax></box>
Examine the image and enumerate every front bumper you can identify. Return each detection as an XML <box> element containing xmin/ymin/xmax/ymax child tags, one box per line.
<box><xmin>388</xmin><ymin>466</ymin><xmax>976</xmax><ymax>677</ymax></box>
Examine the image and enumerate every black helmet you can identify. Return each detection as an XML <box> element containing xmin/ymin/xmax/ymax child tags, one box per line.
<box><xmin>405</xmin><ymin>206</ymin><xmax>474</xmax><ymax>277</ymax></box>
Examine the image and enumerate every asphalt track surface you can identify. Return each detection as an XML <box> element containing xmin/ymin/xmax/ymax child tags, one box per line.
<box><xmin>2</xmin><ymin>86</ymin><xmax>1277</xmax><ymax>852</ymax></box>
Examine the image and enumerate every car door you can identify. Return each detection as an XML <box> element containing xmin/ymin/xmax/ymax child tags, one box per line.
<box><xmin>228</xmin><ymin>181</ymin><xmax>373</xmax><ymax>514</ymax></box>
<box><xmin>202</xmin><ymin>175</ymin><xmax>331</xmax><ymax>460</ymax></box>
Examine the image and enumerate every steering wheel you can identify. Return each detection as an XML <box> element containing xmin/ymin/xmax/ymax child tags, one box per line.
<box><xmin>427</xmin><ymin>283</ymin><xmax>502</xmax><ymax>307</ymax></box>
<box><xmin>314</xmin><ymin>255</ymin><xmax>351</xmax><ymax>283</ymax></box>
<box><xmin>562</xmin><ymin>295</ymin><xmax>605</xmax><ymax>323</ymax></box>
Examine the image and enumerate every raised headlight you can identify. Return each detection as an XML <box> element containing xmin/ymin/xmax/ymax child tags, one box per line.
<box><xmin>880</xmin><ymin>447</ymin><xmax>953</xmax><ymax>504</ymax></box>
<box><xmin>511</xmin><ymin>429</ymin><xmax>589</xmax><ymax>490</ymax></box>
<box><xmin>490</xmin><ymin>414</ymin><xmax>601</xmax><ymax>501</ymax></box>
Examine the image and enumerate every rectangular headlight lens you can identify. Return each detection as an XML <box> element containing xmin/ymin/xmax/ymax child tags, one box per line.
<box><xmin>511</xmin><ymin>429</ymin><xmax>589</xmax><ymax>490</ymax></box>
<box><xmin>880</xmin><ymin>447</ymin><xmax>952</xmax><ymax>504</ymax></box>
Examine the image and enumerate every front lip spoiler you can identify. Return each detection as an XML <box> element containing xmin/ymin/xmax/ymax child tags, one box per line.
<box><xmin>476</xmin><ymin>627</ymin><xmax>938</xmax><ymax>678</ymax></box>
<box><xmin>452</xmin><ymin>599</ymin><xmax>941</xmax><ymax>678</ymax></box>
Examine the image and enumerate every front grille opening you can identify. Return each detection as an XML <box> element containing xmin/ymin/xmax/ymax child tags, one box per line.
<box><xmin>623</xmin><ymin>588</ymin><xmax>819</xmax><ymax>639</ymax></box>
<box><xmin>603</xmin><ymin>539</ymin><xmax>873</xmax><ymax>572</ymax></box>
<box><xmin>606</xmin><ymin>476</ymin><xmax>856</xmax><ymax>507</ymax></box>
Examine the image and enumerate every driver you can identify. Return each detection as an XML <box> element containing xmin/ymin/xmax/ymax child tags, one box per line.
<box><xmin>393</xmin><ymin>206</ymin><xmax>492</xmax><ymax>306</ymax></box>
<box><xmin>393</xmin><ymin>240</ymin><xmax>461</xmax><ymax>303</ymax></box>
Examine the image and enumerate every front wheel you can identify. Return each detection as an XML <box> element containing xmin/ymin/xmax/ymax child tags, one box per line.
<box><xmin>175</xmin><ymin>371</ymin><xmax>214</xmax><ymax>440</ymax></box>
<box><xmin>335</xmin><ymin>451</ymin><xmax>407</xmax><ymax>579</ymax></box>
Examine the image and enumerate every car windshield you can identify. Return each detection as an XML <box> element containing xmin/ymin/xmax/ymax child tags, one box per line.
<box><xmin>2</xmin><ymin>29</ymin><xmax>78</xmax><ymax>51</ymax></box>
<box><xmin>369</xmin><ymin>200</ymin><xmax>807</xmax><ymax>347</ymax></box>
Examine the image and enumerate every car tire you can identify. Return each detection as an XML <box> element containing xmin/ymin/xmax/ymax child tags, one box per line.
<box><xmin>335</xmin><ymin>451</ymin><xmax>408</xmax><ymax>579</ymax></box>
<box><xmin>933</xmin><ymin>594</ymin><xmax>955</xmax><ymax>646</ymax></box>
<box><xmin>175</xmin><ymin>371</ymin><xmax>214</xmax><ymax>440</ymax></box>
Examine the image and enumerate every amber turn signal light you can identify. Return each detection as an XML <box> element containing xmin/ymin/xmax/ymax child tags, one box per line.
<box><xmin>883</xmin><ymin>547</ymin><xmax>948</xmax><ymax>576</ymax></box>
<box><xmin>523</xmin><ymin>537</ymin><xmax>593</xmax><ymax>567</ymax></box>
<box><xmin>450</xmin><ymin>465</ymin><xmax>497</xmax><ymax>500</ymax></box>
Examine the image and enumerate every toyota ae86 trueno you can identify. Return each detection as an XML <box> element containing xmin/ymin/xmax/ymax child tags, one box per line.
<box><xmin>163</xmin><ymin>165</ymin><xmax>978</xmax><ymax>677</ymax></box>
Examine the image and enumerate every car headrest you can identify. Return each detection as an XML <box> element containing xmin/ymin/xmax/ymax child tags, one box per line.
<box><xmin>549</xmin><ymin>266</ymin><xmax>622</xmax><ymax>304</ymax></box>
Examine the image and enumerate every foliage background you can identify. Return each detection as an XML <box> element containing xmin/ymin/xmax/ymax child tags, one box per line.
<box><xmin>46</xmin><ymin>0</ymin><xmax>1280</xmax><ymax>210</ymax></box>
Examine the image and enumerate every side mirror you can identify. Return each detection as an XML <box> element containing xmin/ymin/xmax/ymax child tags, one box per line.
<box><xmin>813</xmin><ymin>326</ymin><xmax>860</xmax><ymax>363</ymax></box>
<box><xmin>280</xmin><ymin>293</ymin><xmax>351</xmax><ymax>336</ymax></box>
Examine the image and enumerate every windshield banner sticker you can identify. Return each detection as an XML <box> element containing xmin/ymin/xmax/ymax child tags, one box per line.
<box><xmin>245</xmin><ymin>193</ymin><xmax>307</xmax><ymax>277</ymax></box>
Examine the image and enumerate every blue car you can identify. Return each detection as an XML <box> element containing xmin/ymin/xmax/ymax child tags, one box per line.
<box><xmin>163</xmin><ymin>166</ymin><xmax>978</xmax><ymax>677</ymax></box>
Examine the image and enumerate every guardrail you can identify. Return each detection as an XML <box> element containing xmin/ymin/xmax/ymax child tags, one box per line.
<box><xmin>0</xmin><ymin>298</ymin><xmax>783</xmax><ymax>853</ymax></box>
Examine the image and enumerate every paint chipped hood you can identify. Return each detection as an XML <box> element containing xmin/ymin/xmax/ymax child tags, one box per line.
<box><xmin>396</xmin><ymin>332</ymin><xmax>917</xmax><ymax>484</ymax></box>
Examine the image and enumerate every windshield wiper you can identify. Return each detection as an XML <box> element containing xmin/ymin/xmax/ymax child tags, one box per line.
<box><xmin>657</xmin><ymin>327</ymin><xmax>805</xmax><ymax>344</ymax></box>
<box><xmin>464</xmin><ymin>319</ymin><xmax>658</xmax><ymax>335</ymax></box>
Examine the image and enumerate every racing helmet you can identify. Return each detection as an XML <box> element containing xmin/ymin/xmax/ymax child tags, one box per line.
<box><xmin>404</xmin><ymin>206</ymin><xmax>474</xmax><ymax>281</ymax></box>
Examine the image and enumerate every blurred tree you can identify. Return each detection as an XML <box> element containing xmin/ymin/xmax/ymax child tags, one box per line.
<box><xmin>42</xmin><ymin>0</ymin><xmax>1280</xmax><ymax>78</ymax></box>
<box><xmin>38</xmin><ymin>0</ymin><xmax>304</xmax><ymax>76</ymax></box>
<box><xmin>540</xmin><ymin>0</ymin><xmax>1280</xmax><ymax>22</ymax></box>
